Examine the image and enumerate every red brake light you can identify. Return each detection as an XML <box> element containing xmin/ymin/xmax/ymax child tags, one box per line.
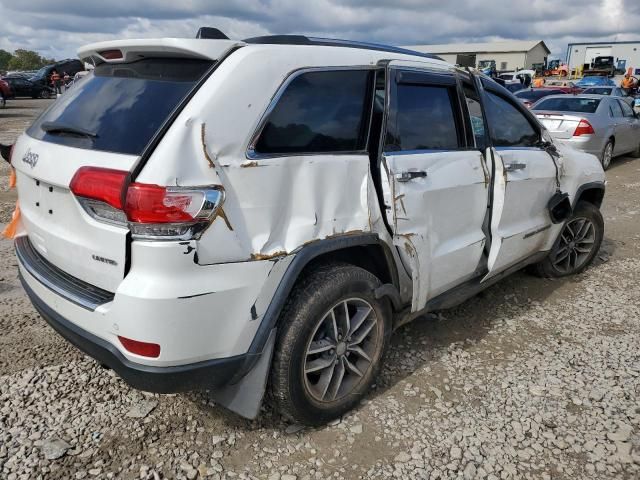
<box><xmin>70</xmin><ymin>167</ymin><xmax>129</xmax><ymax>209</ymax></box>
<box><xmin>118</xmin><ymin>336</ymin><xmax>160</xmax><ymax>358</ymax></box>
<box><xmin>69</xmin><ymin>166</ymin><xmax>224</xmax><ymax>239</ymax></box>
<box><xmin>125</xmin><ymin>183</ymin><xmax>195</xmax><ymax>223</ymax></box>
<box><xmin>99</xmin><ymin>49</ymin><xmax>123</xmax><ymax>60</ymax></box>
<box><xmin>573</xmin><ymin>119</ymin><xmax>595</xmax><ymax>136</ymax></box>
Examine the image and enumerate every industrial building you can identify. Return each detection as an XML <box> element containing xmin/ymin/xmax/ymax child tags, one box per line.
<box><xmin>566</xmin><ymin>41</ymin><xmax>640</xmax><ymax>75</ymax></box>
<box><xmin>404</xmin><ymin>40</ymin><xmax>550</xmax><ymax>71</ymax></box>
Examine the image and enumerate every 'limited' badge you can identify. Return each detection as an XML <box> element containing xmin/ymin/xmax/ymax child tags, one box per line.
<box><xmin>22</xmin><ymin>149</ymin><xmax>39</xmax><ymax>168</ymax></box>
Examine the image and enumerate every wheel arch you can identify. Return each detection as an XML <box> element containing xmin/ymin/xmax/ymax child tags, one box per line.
<box><xmin>573</xmin><ymin>181</ymin><xmax>605</xmax><ymax>209</ymax></box>
<box><xmin>236</xmin><ymin>234</ymin><xmax>401</xmax><ymax>379</ymax></box>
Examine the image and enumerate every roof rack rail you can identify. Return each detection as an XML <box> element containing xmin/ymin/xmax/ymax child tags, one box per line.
<box><xmin>242</xmin><ymin>35</ymin><xmax>443</xmax><ymax>60</ymax></box>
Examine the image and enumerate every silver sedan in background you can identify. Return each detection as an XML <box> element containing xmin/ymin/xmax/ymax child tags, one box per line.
<box><xmin>532</xmin><ymin>94</ymin><xmax>640</xmax><ymax>170</ymax></box>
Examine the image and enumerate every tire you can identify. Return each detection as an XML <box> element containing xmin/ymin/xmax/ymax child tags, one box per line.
<box><xmin>270</xmin><ymin>263</ymin><xmax>392</xmax><ymax>425</ymax></box>
<box><xmin>531</xmin><ymin>201</ymin><xmax>604</xmax><ymax>278</ymax></box>
<box><xmin>39</xmin><ymin>89</ymin><xmax>51</xmax><ymax>99</ymax></box>
<box><xmin>630</xmin><ymin>140</ymin><xmax>640</xmax><ymax>158</ymax></box>
<box><xmin>601</xmin><ymin>140</ymin><xmax>614</xmax><ymax>170</ymax></box>
<box><xmin>0</xmin><ymin>93</ymin><xmax>5</xmax><ymax>109</ymax></box>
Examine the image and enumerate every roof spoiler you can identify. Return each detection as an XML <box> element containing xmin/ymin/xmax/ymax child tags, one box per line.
<box><xmin>196</xmin><ymin>28</ymin><xmax>229</xmax><ymax>40</ymax></box>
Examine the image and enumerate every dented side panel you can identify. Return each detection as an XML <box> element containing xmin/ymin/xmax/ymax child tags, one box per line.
<box><xmin>384</xmin><ymin>150</ymin><xmax>488</xmax><ymax>310</ymax></box>
<box><xmin>135</xmin><ymin>45</ymin><xmax>425</xmax><ymax>264</ymax></box>
<box><xmin>484</xmin><ymin>147</ymin><xmax>558</xmax><ymax>279</ymax></box>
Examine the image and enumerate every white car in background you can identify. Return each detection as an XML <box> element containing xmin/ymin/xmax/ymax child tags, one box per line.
<box><xmin>10</xmin><ymin>32</ymin><xmax>606</xmax><ymax>425</ymax></box>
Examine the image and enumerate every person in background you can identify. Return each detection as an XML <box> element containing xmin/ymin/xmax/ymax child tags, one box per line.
<box><xmin>621</xmin><ymin>73</ymin><xmax>636</xmax><ymax>94</ymax></box>
<box><xmin>533</xmin><ymin>76</ymin><xmax>545</xmax><ymax>88</ymax></box>
<box><xmin>63</xmin><ymin>72</ymin><xmax>70</xmax><ymax>90</ymax></box>
<box><xmin>50</xmin><ymin>69</ymin><xmax>61</xmax><ymax>94</ymax></box>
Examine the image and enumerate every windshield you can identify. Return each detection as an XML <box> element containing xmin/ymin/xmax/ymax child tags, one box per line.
<box><xmin>533</xmin><ymin>97</ymin><xmax>601</xmax><ymax>113</ymax></box>
<box><xmin>28</xmin><ymin>58</ymin><xmax>213</xmax><ymax>155</ymax></box>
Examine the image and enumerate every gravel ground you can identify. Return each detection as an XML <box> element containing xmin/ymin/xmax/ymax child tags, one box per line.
<box><xmin>1</xmin><ymin>99</ymin><xmax>639</xmax><ymax>480</ymax></box>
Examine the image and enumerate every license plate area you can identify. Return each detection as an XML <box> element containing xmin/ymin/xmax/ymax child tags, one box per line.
<box><xmin>28</xmin><ymin>178</ymin><xmax>66</xmax><ymax>217</ymax></box>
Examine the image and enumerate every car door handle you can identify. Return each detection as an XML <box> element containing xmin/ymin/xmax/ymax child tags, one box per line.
<box><xmin>504</xmin><ymin>163</ymin><xmax>526</xmax><ymax>172</ymax></box>
<box><xmin>395</xmin><ymin>170</ymin><xmax>427</xmax><ymax>182</ymax></box>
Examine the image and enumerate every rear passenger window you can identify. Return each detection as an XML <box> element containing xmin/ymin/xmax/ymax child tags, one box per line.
<box><xmin>609</xmin><ymin>100</ymin><xmax>623</xmax><ymax>118</ymax></box>
<box><xmin>619</xmin><ymin>100</ymin><xmax>635</xmax><ymax>117</ymax></box>
<box><xmin>484</xmin><ymin>92</ymin><xmax>539</xmax><ymax>147</ymax></box>
<box><xmin>386</xmin><ymin>84</ymin><xmax>461</xmax><ymax>151</ymax></box>
<box><xmin>462</xmin><ymin>82</ymin><xmax>486</xmax><ymax>150</ymax></box>
<box><xmin>254</xmin><ymin>70</ymin><xmax>371</xmax><ymax>155</ymax></box>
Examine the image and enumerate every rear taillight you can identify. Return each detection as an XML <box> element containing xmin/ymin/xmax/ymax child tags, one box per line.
<box><xmin>70</xmin><ymin>167</ymin><xmax>224</xmax><ymax>240</ymax></box>
<box><xmin>573</xmin><ymin>119</ymin><xmax>595</xmax><ymax>136</ymax></box>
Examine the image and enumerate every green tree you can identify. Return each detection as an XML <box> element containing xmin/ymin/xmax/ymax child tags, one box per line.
<box><xmin>7</xmin><ymin>49</ymin><xmax>49</xmax><ymax>71</ymax></box>
<box><xmin>0</xmin><ymin>49</ymin><xmax>12</xmax><ymax>71</ymax></box>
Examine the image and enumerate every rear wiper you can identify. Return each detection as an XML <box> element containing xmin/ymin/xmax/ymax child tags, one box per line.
<box><xmin>41</xmin><ymin>122</ymin><xmax>98</xmax><ymax>138</ymax></box>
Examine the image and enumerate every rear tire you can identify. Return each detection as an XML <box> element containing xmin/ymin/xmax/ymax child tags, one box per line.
<box><xmin>601</xmin><ymin>140</ymin><xmax>614</xmax><ymax>170</ymax></box>
<box><xmin>0</xmin><ymin>93</ymin><xmax>5</xmax><ymax>109</ymax></box>
<box><xmin>270</xmin><ymin>263</ymin><xmax>391</xmax><ymax>426</ymax></box>
<box><xmin>530</xmin><ymin>201</ymin><xmax>604</xmax><ymax>278</ymax></box>
<box><xmin>39</xmin><ymin>89</ymin><xmax>51</xmax><ymax>99</ymax></box>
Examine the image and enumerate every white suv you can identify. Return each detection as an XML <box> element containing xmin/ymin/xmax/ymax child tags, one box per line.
<box><xmin>11</xmin><ymin>33</ymin><xmax>605</xmax><ymax>425</ymax></box>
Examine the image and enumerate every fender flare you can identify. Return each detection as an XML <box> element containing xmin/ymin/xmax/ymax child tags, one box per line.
<box><xmin>572</xmin><ymin>181</ymin><xmax>606</xmax><ymax>208</ymax></box>
<box><xmin>233</xmin><ymin>233</ymin><xmax>400</xmax><ymax>382</ymax></box>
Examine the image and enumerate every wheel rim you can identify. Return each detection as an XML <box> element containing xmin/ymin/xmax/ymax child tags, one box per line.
<box><xmin>602</xmin><ymin>143</ymin><xmax>613</xmax><ymax>168</ymax></box>
<box><xmin>551</xmin><ymin>217</ymin><xmax>596</xmax><ymax>273</ymax></box>
<box><xmin>303</xmin><ymin>297</ymin><xmax>379</xmax><ymax>403</ymax></box>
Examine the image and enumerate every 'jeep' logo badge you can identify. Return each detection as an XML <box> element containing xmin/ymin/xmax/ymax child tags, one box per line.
<box><xmin>22</xmin><ymin>149</ymin><xmax>39</xmax><ymax>168</ymax></box>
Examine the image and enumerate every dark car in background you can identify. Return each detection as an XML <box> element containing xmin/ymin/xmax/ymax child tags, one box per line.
<box><xmin>514</xmin><ymin>88</ymin><xmax>569</xmax><ymax>108</ymax></box>
<box><xmin>29</xmin><ymin>59</ymin><xmax>84</xmax><ymax>90</ymax></box>
<box><xmin>4</xmin><ymin>76</ymin><xmax>53</xmax><ymax>99</ymax></box>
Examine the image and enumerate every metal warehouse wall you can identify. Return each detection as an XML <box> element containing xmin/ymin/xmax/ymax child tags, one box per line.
<box><xmin>567</xmin><ymin>43</ymin><xmax>640</xmax><ymax>73</ymax></box>
<box><xmin>436</xmin><ymin>52</ymin><xmax>528</xmax><ymax>70</ymax></box>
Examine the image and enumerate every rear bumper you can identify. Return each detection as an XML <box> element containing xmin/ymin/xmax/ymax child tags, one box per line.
<box><xmin>557</xmin><ymin>136</ymin><xmax>603</xmax><ymax>158</ymax></box>
<box><xmin>19</xmin><ymin>271</ymin><xmax>246</xmax><ymax>393</ymax></box>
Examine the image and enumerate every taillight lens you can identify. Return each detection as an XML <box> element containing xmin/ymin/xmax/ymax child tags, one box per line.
<box><xmin>70</xmin><ymin>167</ymin><xmax>224</xmax><ymax>240</ymax></box>
<box><xmin>69</xmin><ymin>167</ymin><xmax>129</xmax><ymax>209</ymax></box>
<box><xmin>573</xmin><ymin>119</ymin><xmax>595</xmax><ymax>136</ymax></box>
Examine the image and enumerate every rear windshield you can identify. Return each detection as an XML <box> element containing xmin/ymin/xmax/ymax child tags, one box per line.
<box><xmin>533</xmin><ymin>97</ymin><xmax>601</xmax><ymax>113</ymax></box>
<box><xmin>515</xmin><ymin>90</ymin><xmax>559</xmax><ymax>101</ymax></box>
<box><xmin>28</xmin><ymin>58</ymin><xmax>213</xmax><ymax>155</ymax></box>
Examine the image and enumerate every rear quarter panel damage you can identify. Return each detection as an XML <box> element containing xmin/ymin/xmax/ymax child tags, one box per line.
<box><xmin>137</xmin><ymin>45</ymin><xmax>396</xmax><ymax>265</ymax></box>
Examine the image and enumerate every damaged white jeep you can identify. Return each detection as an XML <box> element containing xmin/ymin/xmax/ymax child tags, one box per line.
<box><xmin>11</xmin><ymin>31</ymin><xmax>605</xmax><ymax>425</ymax></box>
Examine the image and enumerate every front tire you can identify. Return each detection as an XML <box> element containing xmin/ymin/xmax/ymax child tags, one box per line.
<box><xmin>39</xmin><ymin>89</ymin><xmax>51</xmax><ymax>99</ymax></box>
<box><xmin>531</xmin><ymin>201</ymin><xmax>604</xmax><ymax>278</ymax></box>
<box><xmin>270</xmin><ymin>264</ymin><xmax>391</xmax><ymax>425</ymax></box>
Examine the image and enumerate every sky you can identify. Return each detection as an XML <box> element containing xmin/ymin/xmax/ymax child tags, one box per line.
<box><xmin>0</xmin><ymin>0</ymin><xmax>638</xmax><ymax>61</ymax></box>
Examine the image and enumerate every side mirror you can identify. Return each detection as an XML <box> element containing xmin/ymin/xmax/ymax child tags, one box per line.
<box><xmin>548</xmin><ymin>192</ymin><xmax>572</xmax><ymax>224</ymax></box>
